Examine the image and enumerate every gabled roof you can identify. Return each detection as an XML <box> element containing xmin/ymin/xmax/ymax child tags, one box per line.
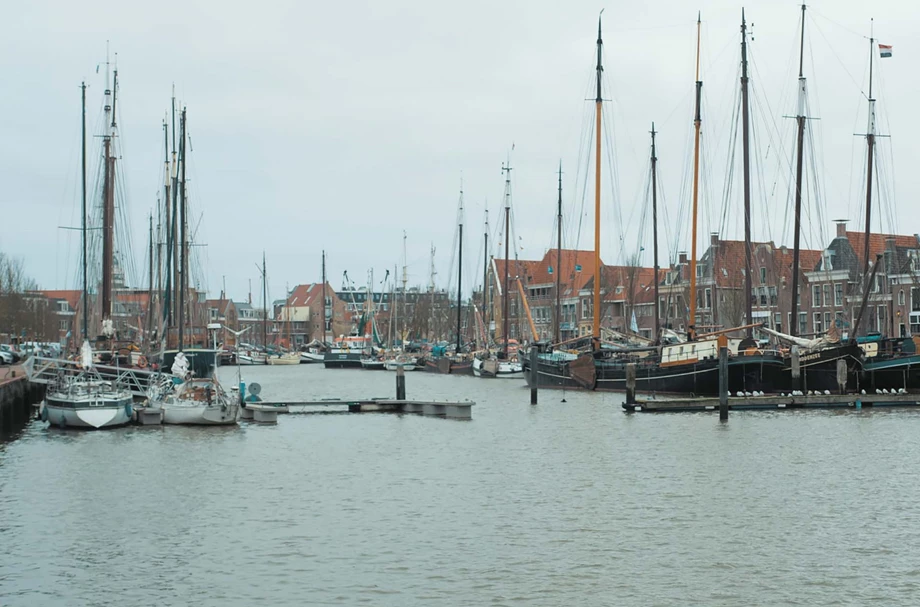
<box><xmin>285</xmin><ymin>282</ymin><xmax>336</xmax><ymax>308</ymax></box>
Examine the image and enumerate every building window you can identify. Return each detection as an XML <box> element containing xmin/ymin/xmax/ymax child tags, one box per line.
<box><xmin>704</xmin><ymin>288</ymin><xmax>712</xmax><ymax>309</ymax></box>
<box><xmin>823</xmin><ymin>285</ymin><xmax>830</xmax><ymax>307</ymax></box>
<box><xmin>913</xmin><ymin>288</ymin><xmax>920</xmax><ymax>312</ymax></box>
<box><xmin>799</xmin><ymin>312</ymin><xmax>808</xmax><ymax>335</ymax></box>
<box><xmin>824</xmin><ymin>312</ymin><xmax>831</xmax><ymax>332</ymax></box>
<box><xmin>581</xmin><ymin>298</ymin><xmax>592</xmax><ymax>319</ymax></box>
<box><xmin>813</xmin><ymin>285</ymin><xmax>821</xmax><ymax>308</ymax></box>
<box><xmin>814</xmin><ymin>312</ymin><xmax>823</xmax><ymax>334</ymax></box>
<box><xmin>759</xmin><ymin>287</ymin><xmax>767</xmax><ymax>307</ymax></box>
<box><xmin>774</xmin><ymin>313</ymin><xmax>782</xmax><ymax>334</ymax></box>
<box><xmin>835</xmin><ymin>283</ymin><xmax>843</xmax><ymax>307</ymax></box>
<box><xmin>898</xmin><ymin>290</ymin><xmax>906</xmax><ymax>306</ymax></box>
<box><xmin>696</xmin><ymin>264</ymin><xmax>703</xmax><ymax>278</ymax></box>
<box><xmin>900</xmin><ymin>323</ymin><xmax>907</xmax><ymax>337</ymax></box>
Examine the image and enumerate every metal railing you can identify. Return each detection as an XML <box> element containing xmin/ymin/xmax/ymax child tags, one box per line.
<box><xmin>25</xmin><ymin>357</ymin><xmax>163</xmax><ymax>398</ymax></box>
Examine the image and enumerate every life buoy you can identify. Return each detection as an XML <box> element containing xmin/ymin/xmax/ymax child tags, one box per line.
<box><xmin>137</xmin><ymin>356</ymin><xmax>148</xmax><ymax>368</ymax></box>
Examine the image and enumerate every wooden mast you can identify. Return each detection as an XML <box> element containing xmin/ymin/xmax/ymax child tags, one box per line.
<box><xmin>456</xmin><ymin>185</ymin><xmax>464</xmax><ymax>352</ymax></box>
<box><xmin>650</xmin><ymin>123</ymin><xmax>660</xmax><ymax>343</ymax></box>
<box><xmin>790</xmin><ymin>4</ymin><xmax>807</xmax><ymax>336</ymax></box>
<box><xmin>741</xmin><ymin>10</ymin><xmax>753</xmax><ymax>337</ymax></box>
<box><xmin>262</xmin><ymin>252</ymin><xmax>268</xmax><ymax>348</ymax></box>
<box><xmin>852</xmin><ymin>26</ymin><xmax>880</xmax><ymax>339</ymax></box>
<box><xmin>101</xmin><ymin>60</ymin><xmax>115</xmax><ymax>325</ymax></box>
<box><xmin>688</xmin><ymin>13</ymin><xmax>702</xmax><ymax>339</ymax></box>
<box><xmin>483</xmin><ymin>209</ymin><xmax>489</xmax><ymax>348</ymax></box>
<box><xmin>178</xmin><ymin>108</ymin><xmax>187</xmax><ymax>350</ymax></box>
<box><xmin>592</xmin><ymin>13</ymin><xmax>603</xmax><ymax>346</ymax></box>
<box><xmin>321</xmin><ymin>251</ymin><xmax>327</xmax><ymax>344</ymax></box>
<box><xmin>81</xmin><ymin>82</ymin><xmax>88</xmax><ymax>341</ymax></box>
<box><xmin>501</xmin><ymin>160</ymin><xmax>512</xmax><ymax>357</ymax></box>
<box><xmin>555</xmin><ymin>161</ymin><xmax>563</xmax><ymax>345</ymax></box>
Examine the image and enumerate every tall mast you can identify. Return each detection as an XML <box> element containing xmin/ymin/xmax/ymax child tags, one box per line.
<box><xmin>483</xmin><ymin>208</ymin><xmax>490</xmax><ymax>347</ymax></box>
<box><xmin>593</xmin><ymin>13</ymin><xmax>604</xmax><ymax>345</ymax></box>
<box><xmin>81</xmin><ymin>82</ymin><xmax>88</xmax><ymax>341</ymax></box>
<box><xmin>790</xmin><ymin>3</ymin><xmax>807</xmax><ymax>336</ymax></box>
<box><xmin>502</xmin><ymin>160</ymin><xmax>512</xmax><ymax>357</ymax></box>
<box><xmin>853</xmin><ymin>24</ymin><xmax>880</xmax><ymax>340</ymax></box>
<box><xmin>262</xmin><ymin>252</ymin><xmax>267</xmax><ymax>348</ymax></box>
<box><xmin>456</xmin><ymin>185</ymin><xmax>464</xmax><ymax>352</ymax></box>
<box><xmin>688</xmin><ymin>13</ymin><xmax>702</xmax><ymax>337</ymax></box>
<box><xmin>178</xmin><ymin>108</ymin><xmax>187</xmax><ymax>350</ymax></box>
<box><xmin>862</xmin><ymin>27</ymin><xmax>877</xmax><ymax>283</ymax></box>
<box><xmin>321</xmin><ymin>251</ymin><xmax>327</xmax><ymax>343</ymax></box>
<box><xmin>741</xmin><ymin>10</ymin><xmax>753</xmax><ymax>337</ymax></box>
<box><xmin>555</xmin><ymin>162</ymin><xmax>563</xmax><ymax>344</ymax></box>
<box><xmin>101</xmin><ymin>53</ymin><xmax>115</xmax><ymax>326</ymax></box>
<box><xmin>171</xmin><ymin>91</ymin><xmax>179</xmax><ymax>326</ymax></box>
<box><xmin>651</xmin><ymin>124</ymin><xmax>660</xmax><ymax>343</ymax></box>
<box><xmin>158</xmin><ymin>120</ymin><xmax>167</xmax><ymax>332</ymax></box>
<box><xmin>147</xmin><ymin>214</ymin><xmax>154</xmax><ymax>343</ymax></box>
<box><xmin>402</xmin><ymin>231</ymin><xmax>408</xmax><ymax>343</ymax></box>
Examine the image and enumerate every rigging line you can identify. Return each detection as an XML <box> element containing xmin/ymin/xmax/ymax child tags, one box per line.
<box><xmin>809</xmin><ymin>16</ymin><xmax>868</xmax><ymax>100</ymax></box>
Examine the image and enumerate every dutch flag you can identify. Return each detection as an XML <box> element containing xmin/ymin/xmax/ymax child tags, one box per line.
<box><xmin>879</xmin><ymin>44</ymin><xmax>893</xmax><ymax>58</ymax></box>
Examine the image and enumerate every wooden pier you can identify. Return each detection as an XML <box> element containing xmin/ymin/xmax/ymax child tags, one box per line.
<box><xmin>623</xmin><ymin>392</ymin><xmax>920</xmax><ymax>413</ymax></box>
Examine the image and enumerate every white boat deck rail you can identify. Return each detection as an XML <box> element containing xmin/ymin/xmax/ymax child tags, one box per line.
<box><xmin>24</xmin><ymin>356</ymin><xmax>162</xmax><ymax>398</ymax></box>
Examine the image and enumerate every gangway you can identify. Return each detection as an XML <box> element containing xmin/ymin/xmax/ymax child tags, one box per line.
<box><xmin>24</xmin><ymin>357</ymin><xmax>163</xmax><ymax>398</ymax></box>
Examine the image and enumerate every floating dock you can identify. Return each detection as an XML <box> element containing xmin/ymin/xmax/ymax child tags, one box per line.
<box><xmin>245</xmin><ymin>399</ymin><xmax>474</xmax><ymax>422</ymax></box>
<box><xmin>624</xmin><ymin>392</ymin><xmax>920</xmax><ymax>413</ymax></box>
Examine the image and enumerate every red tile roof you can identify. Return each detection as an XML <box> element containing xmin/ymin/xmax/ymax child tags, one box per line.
<box><xmin>494</xmin><ymin>249</ymin><xmax>599</xmax><ymax>297</ymax></box>
<box><xmin>286</xmin><ymin>282</ymin><xmax>335</xmax><ymax>307</ymax></box>
<box><xmin>845</xmin><ymin>231</ymin><xmax>918</xmax><ymax>268</ymax></box>
<box><xmin>36</xmin><ymin>290</ymin><xmax>82</xmax><ymax>310</ymax></box>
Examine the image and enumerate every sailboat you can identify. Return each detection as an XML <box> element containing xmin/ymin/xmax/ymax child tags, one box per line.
<box><xmin>384</xmin><ymin>234</ymin><xmax>420</xmax><ymax>371</ymax></box>
<box><xmin>473</xmin><ymin>159</ymin><xmax>524</xmax><ymax>379</ymax></box>
<box><xmin>426</xmin><ymin>184</ymin><xmax>474</xmax><ymax>375</ymax></box>
<box><xmin>760</xmin><ymin>5</ymin><xmax>864</xmax><ymax>393</ymax></box>
<box><xmin>150</xmin><ymin>351</ymin><xmax>239</xmax><ymax>425</ymax></box>
<box><xmin>267</xmin><ymin>280</ymin><xmax>300</xmax><ymax>365</ymax></box>
<box><xmin>42</xmin><ymin>78</ymin><xmax>133</xmax><ymax>429</ymax></box>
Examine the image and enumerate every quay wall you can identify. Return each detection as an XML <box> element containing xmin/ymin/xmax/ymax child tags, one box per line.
<box><xmin>0</xmin><ymin>365</ymin><xmax>45</xmax><ymax>434</ymax></box>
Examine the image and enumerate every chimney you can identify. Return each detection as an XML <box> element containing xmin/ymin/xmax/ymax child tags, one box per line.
<box><xmin>710</xmin><ymin>232</ymin><xmax>719</xmax><ymax>249</ymax></box>
<box><xmin>678</xmin><ymin>251</ymin><xmax>688</xmax><ymax>265</ymax></box>
<box><xmin>834</xmin><ymin>219</ymin><xmax>848</xmax><ymax>238</ymax></box>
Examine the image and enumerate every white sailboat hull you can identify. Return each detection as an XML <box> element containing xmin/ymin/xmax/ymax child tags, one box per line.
<box><xmin>300</xmin><ymin>352</ymin><xmax>325</xmax><ymax>363</ymax></box>
<box><xmin>162</xmin><ymin>402</ymin><xmax>240</xmax><ymax>425</ymax></box>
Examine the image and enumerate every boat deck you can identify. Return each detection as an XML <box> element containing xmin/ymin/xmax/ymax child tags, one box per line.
<box><xmin>625</xmin><ymin>392</ymin><xmax>920</xmax><ymax>413</ymax></box>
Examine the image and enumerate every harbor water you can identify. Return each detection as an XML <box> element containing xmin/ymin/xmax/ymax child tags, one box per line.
<box><xmin>2</xmin><ymin>364</ymin><xmax>920</xmax><ymax>605</ymax></box>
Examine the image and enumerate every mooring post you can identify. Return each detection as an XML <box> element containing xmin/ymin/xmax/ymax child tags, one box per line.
<box><xmin>836</xmin><ymin>358</ymin><xmax>847</xmax><ymax>395</ymax></box>
<box><xmin>396</xmin><ymin>364</ymin><xmax>406</xmax><ymax>400</ymax></box>
<box><xmin>625</xmin><ymin>362</ymin><xmax>636</xmax><ymax>406</ymax></box>
<box><xmin>791</xmin><ymin>347</ymin><xmax>801</xmax><ymax>393</ymax></box>
<box><xmin>719</xmin><ymin>346</ymin><xmax>729</xmax><ymax>421</ymax></box>
<box><xmin>529</xmin><ymin>347</ymin><xmax>538</xmax><ymax>405</ymax></box>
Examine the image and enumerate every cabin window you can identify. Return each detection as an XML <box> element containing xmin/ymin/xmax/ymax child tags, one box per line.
<box><xmin>813</xmin><ymin>285</ymin><xmax>822</xmax><ymax>308</ymax></box>
<box><xmin>814</xmin><ymin>313</ymin><xmax>823</xmax><ymax>334</ymax></box>
<box><xmin>760</xmin><ymin>267</ymin><xmax>766</xmax><ymax>284</ymax></box>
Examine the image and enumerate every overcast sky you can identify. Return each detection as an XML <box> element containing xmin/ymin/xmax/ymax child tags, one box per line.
<box><xmin>1</xmin><ymin>0</ymin><xmax>916</xmax><ymax>304</ymax></box>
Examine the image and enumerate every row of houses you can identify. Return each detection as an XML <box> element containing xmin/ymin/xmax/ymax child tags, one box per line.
<box><xmin>487</xmin><ymin>221</ymin><xmax>920</xmax><ymax>343</ymax></box>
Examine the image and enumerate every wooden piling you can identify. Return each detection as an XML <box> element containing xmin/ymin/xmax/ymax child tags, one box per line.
<box><xmin>718</xmin><ymin>346</ymin><xmax>728</xmax><ymax>421</ymax></box>
<box><xmin>529</xmin><ymin>348</ymin><xmax>538</xmax><ymax>405</ymax></box>
<box><xmin>396</xmin><ymin>365</ymin><xmax>406</xmax><ymax>400</ymax></box>
<box><xmin>791</xmin><ymin>347</ymin><xmax>801</xmax><ymax>393</ymax></box>
<box><xmin>625</xmin><ymin>363</ymin><xmax>637</xmax><ymax>406</ymax></box>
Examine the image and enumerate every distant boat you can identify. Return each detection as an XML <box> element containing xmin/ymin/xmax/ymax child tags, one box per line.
<box><xmin>472</xmin><ymin>354</ymin><xmax>523</xmax><ymax>379</ymax></box>
<box><xmin>324</xmin><ymin>335</ymin><xmax>368</xmax><ymax>368</ymax></box>
<box><xmin>266</xmin><ymin>352</ymin><xmax>300</xmax><ymax>365</ymax></box>
<box><xmin>360</xmin><ymin>356</ymin><xmax>385</xmax><ymax>370</ymax></box>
